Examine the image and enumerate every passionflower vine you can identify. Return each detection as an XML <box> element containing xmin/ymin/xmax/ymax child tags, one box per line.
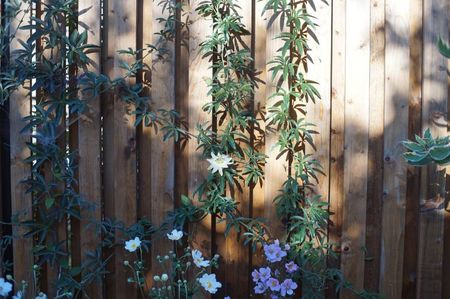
<box><xmin>198</xmin><ymin>273</ymin><xmax>222</xmax><ymax>294</ymax></box>
<box><xmin>0</xmin><ymin>278</ymin><xmax>12</xmax><ymax>297</ymax></box>
<box><xmin>207</xmin><ymin>152</ymin><xmax>233</xmax><ymax>176</ymax></box>
<box><xmin>124</xmin><ymin>237</ymin><xmax>141</xmax><ymax>252</ymax></box>
<box><xmin>192</xmin><ymin>249</ymin><xmax>210</xmax><ymax>268</ymax></box>
<box><xmin>166</xmin><ymin>229</ymin><xmax>183</xmax><ymax>241</ymax></box>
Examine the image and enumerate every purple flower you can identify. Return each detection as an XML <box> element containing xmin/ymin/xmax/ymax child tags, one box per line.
<box><xmin>252</xmin><ymin>269</ymin><xmax>261</xmax><ymax>282</ymax></box>
<box><xmin>267</xmin><ymin>278</ymin><xmax>281</xmax><ymax>292</ymax></box>
<box><xmin>263</xmin><ymin>242</ymin><xmax>287</xmax><ymax>263</ymax></box>
<box><xmin>254</xmin><ymin>282</ymin><xmax>267</xmax><ymax>294</ymax></box>
<box><xmin>285</xmin><ymin>261</ymin><xmax>299</xmax><ymax>273</ymax></box>
<box><xmin>258</xmin><ymin>267</ymin><xmax>271</xmax><ymax>281</ymax></box>
<box><xmin>270</xmin><ymin>295</ymin><xmax>279</xmax><ymax>299</ymax></box>
<box><xmin>285</xmin><ymin>244</ymin><xmax>290</xmax><ymax>251</ymax></box>
<box><xmin>280</xmin><ymin>279</ymin><xmax>298</xmax><ymax>296</ymax></box>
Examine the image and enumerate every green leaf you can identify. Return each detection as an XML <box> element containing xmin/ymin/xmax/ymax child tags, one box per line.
<box><xmin>45</xmin><ymin>197</ymin><xmax>55</xmax><ymax>209</ymax></box>
<box><xmin>429</xmin><ymin>145</ymin><xmax>450</xmax><ymax>161</ymax></box>
<box><xmin>438</xmin><ymin>37</ymin><xmax>450</xmax><ymax>58</ymax></box>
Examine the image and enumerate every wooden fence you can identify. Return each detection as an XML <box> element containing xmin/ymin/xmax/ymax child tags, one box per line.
<box><xmin>0</xmin><ymin>0</ymin><xmax>449</xmax><ymax>298</ymax></box>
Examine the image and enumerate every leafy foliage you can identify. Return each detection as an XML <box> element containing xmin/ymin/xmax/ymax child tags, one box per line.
<box><xmin>403</xmin><ymin>129</ymin><xmax>450</xmax><ymax>166</ymax></box>
<box><xmin>0</xmin><ymin>0</ymin><xmax>184</xmax><ymax>296</ymax></box>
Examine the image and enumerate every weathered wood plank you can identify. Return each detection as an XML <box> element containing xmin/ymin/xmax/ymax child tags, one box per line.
<box><xmin>137</xmin><ymin>0</ymin><xmax>153</xmax><ymax>289</ymax></box>
<box><xmin>264</xmin><ymin>0</ymin><xmax>288</xmax><ymax>238</ymax></box>
<box><xmin>379</xmin><ymin>1</ymin><xmax>410</xmax><ymax>297</ymax></box>
<box><xmin>340</xmin><ymin>0</ymin><xmax>370</xmax><ymax>296</ymax></box>
<box><xmin>327</xmin><ymin>0</ymin><xmax>345</xmax><ymax>297</ymax></box>
<box><xmin>216</xmin><ymin>1</ymin><xmax>252</xmax><ymax>297</ymax></box>
<box><xmin>103</xmin><ymin>0</ymin><xmax>138</xmax><ymax>298</ymax></box>
<box><xmin>149</xmin><ymin>0</ymin><xmax>176</xmax><ymax>281</ymax></box>
<box><xmin>364</xmin><ymin>0</ymin><xmax>385</xmax><ymax>293</ymax></box>
<box><xmin>187</xmin><ymin>3</ymin><xmax>212</xmax><ymax>298</ymax></box>
<box><xmin>76</xmin><ymin>0</ymin><xmax>103</xmax><ymax>297</ymax></box>
<box><xmin>402</xmin><ymin>0</ymin><xmax>423</xmax><ymax>297</ymax></box>
<box><xmin>417</xmin><ymin>0</ymin><xmax>448</xmax><ymax>297</ymax></box>
<box><xmin>9</xmin><ymin>6</ymin><xmax>34</xmax><ymax>285</ymax></box>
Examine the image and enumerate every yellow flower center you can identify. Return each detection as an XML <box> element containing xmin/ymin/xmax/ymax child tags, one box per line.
<box><xmin>131</xmin><ymin>244</ymin><xmax>137</xmax><ymax>249</ymax></box>
<box><xmin>207</xmin><ymin>282</ymin><xmax>212</xmax><ymax>289</ymax></box>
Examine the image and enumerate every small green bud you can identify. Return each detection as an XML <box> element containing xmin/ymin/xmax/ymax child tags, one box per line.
<box><xmin>161</xmin><ymin>274</ymin><xmax>168</xmax><ymax>282</ymax></box>
<box><xmin>6</xmin><ymin>275</ymin><xmax>13</xmax><ymax>281</ymax></box>
<box><xmin>153</xmin><ymin>275</ymin><xmax>161</xmax><ymax>282</ymax></box>
<box><xmin>123</xmin><ymin>260</ymin><xmax>130</xmax><ymax>266</ymax></box>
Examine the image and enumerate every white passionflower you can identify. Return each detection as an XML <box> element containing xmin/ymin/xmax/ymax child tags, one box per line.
<box><xmin>166</xmin><ymin>229</ymin><xmax>183</xmax><ymax>241</ymax></box>
<box><xmin>35</xmin><ymin>292</ymin><xmax>47</xmax><ymax>299</ymax></box>
<box><xmin>207</xmin><ymin>152</ymin><xmax>233</xmax><ymax>176</ymax></box>
<box><xmin>125</xmin><ymin>237</ymin><xmax>142</xmax><ymax>252</ymax></box>
<box><xmin>198</xmin><ymin>273</ymin><xmax>222</xmax><ymax>294</ymax></box>
<box><xmin>192</xmin><ymin>249</ymin><xmax>210</xmax><ymax>268</ymax></box>
<box><xmin>0</xmin><ymin>278</ymin><xmax>12</xmax><ymax>297</ymax></box>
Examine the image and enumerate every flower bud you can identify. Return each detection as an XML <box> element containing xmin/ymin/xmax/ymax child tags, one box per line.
<box><xmin>164</xmin><ymin>255</ymin><xmax>169</xmax><ymax>260</ymax></box>
<box><xmin>161</xmin><ymin>274</ymin><xmax>168</xmax><ymax>282</ymax></box>
<box><xmin>153</xmin><ymin>275</ymin><xmax>161</xmax><ymax>282</ymax></box>
<box><xmin>123</xmin><ymin>260</ymin><xmax>130</xmax><ymax>266</ymax></box>
<box><xmin>6</xmin><ymin>275</ymin><xmax>13</xmax><ymax>281</ymax></box>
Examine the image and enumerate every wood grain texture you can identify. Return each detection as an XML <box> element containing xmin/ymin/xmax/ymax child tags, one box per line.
<box><xmin>9</xmin><ymin>8</ymin><xmax>34</xmax><ymax>285</ymax></box>
<box><xmin>340</xmin><ymin>0</ymin><xmax>370</xmax><ymax>296</ymax></box>
<box><xmin>264</xmin><ymin>1</ymin><xmax>288</xmax><ymax>238</ymax></box>
<box><xmin>137</xmin><ymin>0</ymin><xmax>154</xmax><ymax>290</ymax></box>
<box><xmin>402</xmin><ymin>0</ymin><xmax>423</xmax><ymax>297</ymax></box>
<box><xmin>364</xmin><ymin>0</ymin><xmax>385</xmax><ymax>293</ymax></box>
<box><xmin>149</xmin><ymin>0</ymin><xmax>176</xmax><ymax>281</ymax></box>
<box><xmin>379</xmin><ymin>1</ymin><xmax>410</xmax><ymax>297</ymax></box>
<box><xmin>417</xmin><ymin>0</ymin><xmax>449</xmax><ymax>297</ymax></box>
<box><xmin>216</xmin><ymin>1</ymin><xmax>252</xmax><ymax>297</ymax></box>
<box><xmin>187</xmin><ymin>4</ymin><xmax>212</xmax><ymax>298</ymax></box>
<box><xmin>103</xmin><ymin>0</ymin><xmax>138</xmax><ymax>298</ymax></box>
<box><xmin>327</xmin><ymin>0</ymin><xmax>345</xmax><ymax>297</ymax></box>
<box><xmin>76</xmin><ymin>1</ymin><xmax>103</xmax><ymax>297</ymax></box>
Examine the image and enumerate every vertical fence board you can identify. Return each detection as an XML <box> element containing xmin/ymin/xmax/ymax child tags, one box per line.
<box><xmin>77</xmin><ymin>1</ymin><xmax>103</xmax><ymax>298</ymax></box>
<box><xmin>150</xmin><ymin>0</ymin><xmax>176</xmax><ymax>277</ymax></box>
<box><xmin>215</xmin><ymin>1</ymin><xmax>252</xmax><ymax>297</ymax></box>
<box><xmin>307</xmin><ymin>0</ymin><xmax>331</xmax><ymax>203</ymax></box>
<box><xmin>137</xmin><ymin>0</ymin><xmax>153</xmax><ymax>289</ymax></box>
<box><xmin>175</xmin><ymin>0</ymin><xmax>189</xmax><ymax>209</ymax></box>
<box><xmin>103</xmin><ymin>0</ymin><xmax>138</xmax><ymax>298</ymax></box>
<box><xmin>340</xmin><ymin>0</ymin><xmax>370</xmax><ymax>296</ymax></box>
<box><xmin>417</xmin><ymin>0</ymin><xmax>449</xmax><ymax>297</ymax></box>
<box><xmin>187</xmin><ymin>2</ymin><xmax>212</xmax><ymax>291</ymax></box>
<box><xmin>9</xmin><ymin>7</ymin><xmax>34</xmax><ymax>286</ymax></box>
<box><xmin>380</xmin><ymin>1</ymin><xmax>410</xmax><ymax>297</ymax></box>
<box><xmin>402</xmin><ymin>0</ymin><xmax>423</xmax><ymax>297</ymax></box>
<box><xmin>364</xmin><ymin>0</ymin><xmax>385</xmax><ymax>293</ymax></box>
<box><xmin>264</xmin><ymin>0</ymin><xmax>288</xmax><ymax>238</ymax></box>
<box><xmin>328</xmin><ymin>0</ymin><xmax>346</xmax><ymax>297</ymax></box>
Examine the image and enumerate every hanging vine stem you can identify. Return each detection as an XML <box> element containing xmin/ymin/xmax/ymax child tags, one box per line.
<box><xmin>262</xmin><ymin>0</ymin><xmax>381</xmax><ymax>297</ymax></box>
<box><xmin>166</xmin><ymin>0</ymin><xmax>270</xmax><ymax>247</ymax></box>
<box><xmin>0</xmin><ymin>0</ymin><xmax>188</xmax><ymax>296</ymax></box>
